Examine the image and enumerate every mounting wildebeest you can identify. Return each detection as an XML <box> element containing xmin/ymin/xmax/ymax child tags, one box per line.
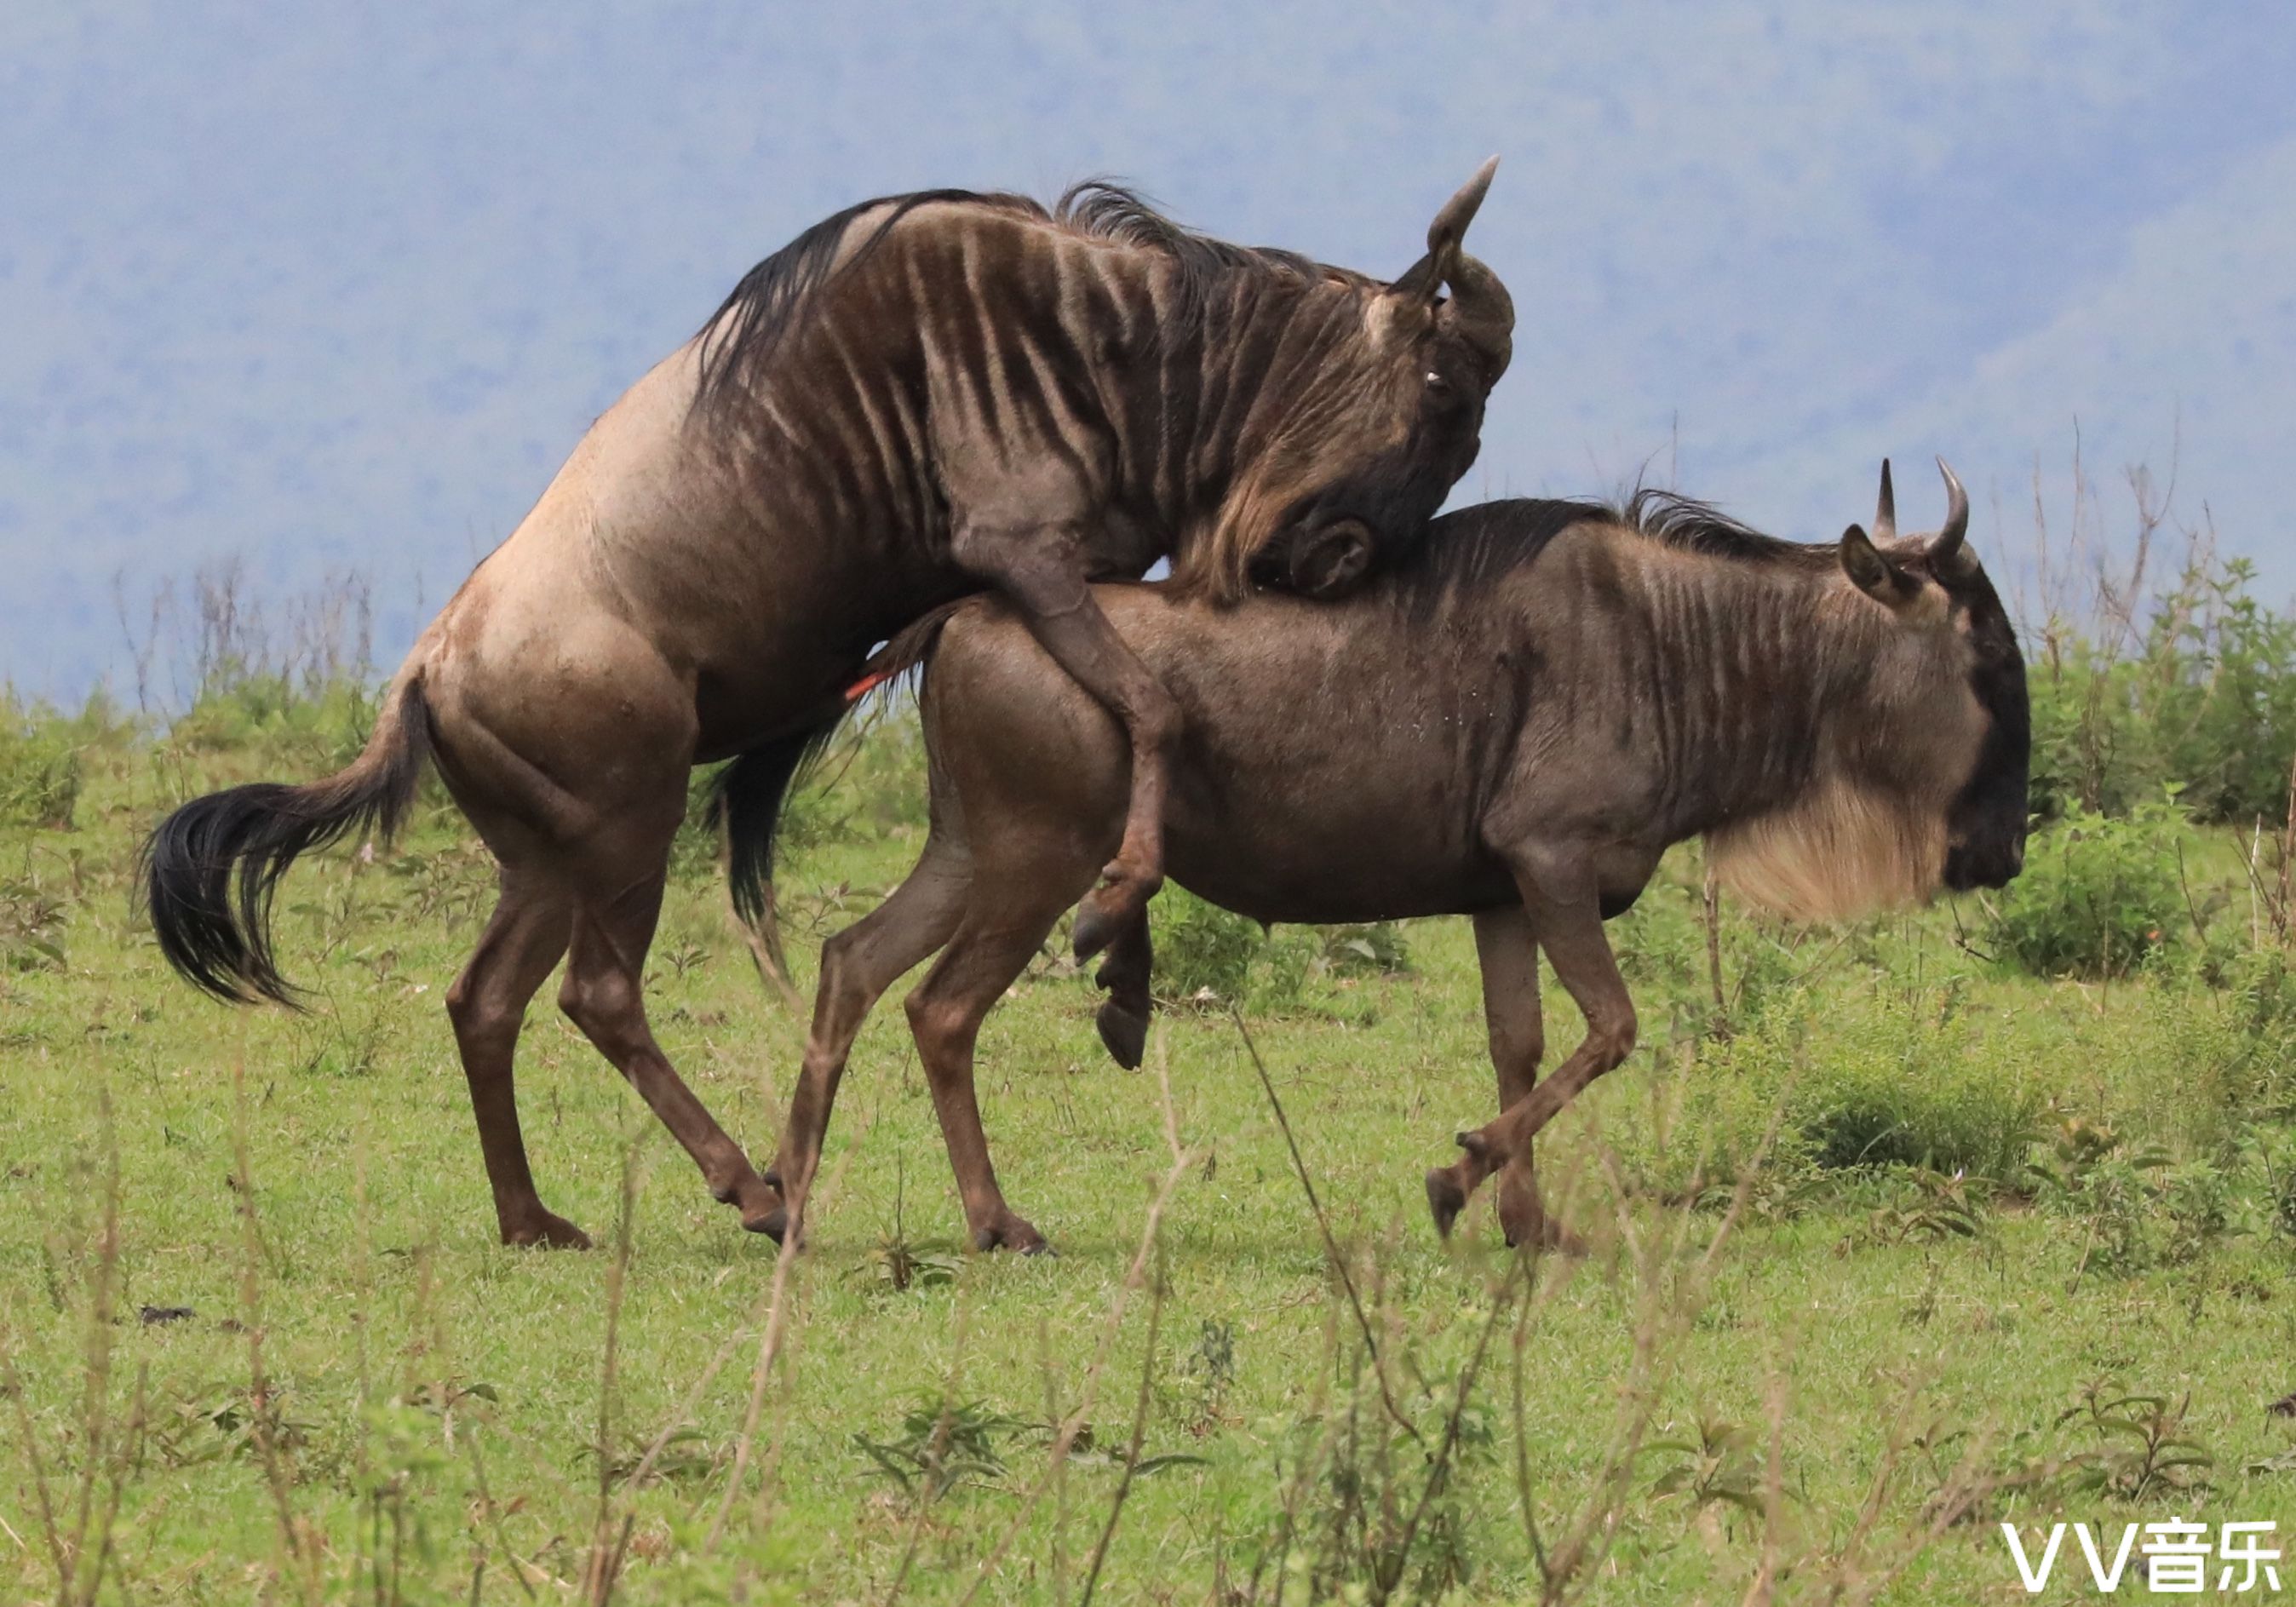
<box><xmin>139</xmin><ymin>169</ymin><xmax>1516</xmax><ymax>1248</ymax></box>
<box><xmin>765</xmin><ymin>462</ymin><xmax>2029</xmax><ymax>1253</ymax></box>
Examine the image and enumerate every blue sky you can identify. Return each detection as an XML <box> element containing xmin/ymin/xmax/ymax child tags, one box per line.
<box><xmin>6</xmin><ymin>3</ymin><xmax>2293</xmax><ymax>698</ymax></box>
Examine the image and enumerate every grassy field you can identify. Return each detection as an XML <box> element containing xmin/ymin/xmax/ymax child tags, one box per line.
<box><xmin>6</xmin><ymin>700</ymin><xmax>2296</xmax><ymax>1604</ymax></box>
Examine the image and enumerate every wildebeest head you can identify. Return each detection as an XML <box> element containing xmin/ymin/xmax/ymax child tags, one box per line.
<box><xmin>1227</xmin><ymin>160</ymin><xmax>1516</xmax><ymax>601</ymax></box>
<box><xmin>1838</xmin><ymin>458</ymin><xmax>2030</xmax><ymax>892</ymax></box>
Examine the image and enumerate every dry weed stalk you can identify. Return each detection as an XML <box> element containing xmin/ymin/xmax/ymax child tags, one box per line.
<box><xmin>953</xmin><ymin>1025</ymin><xmax>1201</xmax><ymax>1606</ymax></box>
<box><xmin>3</xmin><ymin>1089</ymin><xmax>146</xmax><ymax>1607</ymax></box>
<box><xmin>1230</xmin><ymin>1007</ymin><xmax>1426</xmax><ymax>1450</ymax></box>
<box><xmin>229</xmin><ymin>1059</ymin><xmax>325</xmax><ymax>1604</ymax></box>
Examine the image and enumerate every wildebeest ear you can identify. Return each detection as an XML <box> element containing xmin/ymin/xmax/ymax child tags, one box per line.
<box><xmin>1289</xmin><ymin>519</ymin><xmax>1376</xmax><ymax>600</ymax></box>
<box><xmin>1840</xmin><ymin>524</ymin><xmax>1917</xmax><ymax>607</ymax></box>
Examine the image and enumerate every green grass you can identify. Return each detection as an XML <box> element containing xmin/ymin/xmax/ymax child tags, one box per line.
<box><xmin>6</xmin><ymin>714</ymin><xmax>2296</xmax><ymax>1604</ymax></box>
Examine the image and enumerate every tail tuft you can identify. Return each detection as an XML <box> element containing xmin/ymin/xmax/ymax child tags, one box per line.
<box><xmin>140</xmin><ymin>678</ymin><xmax>432</xmax><ymax>1006</ymax></box>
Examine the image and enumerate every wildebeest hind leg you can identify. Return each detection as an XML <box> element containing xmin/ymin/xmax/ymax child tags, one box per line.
<box><xmin>445</xmin><ymin>874</ymin><xmax>585</xmax><ymax>1247</ymax></box>
<box><xmin>759</xmin><ymin>841</ymin><xmax>973</xmax><ymax>1243</ymax></box>
<box><xmin>556</xmin><ymin>816</ymin><xmax>779</xmax><ymax>1231</ymax></box>
<box><xmin>1438</xmin><ymin>863</ymin><xmax>1633</xmax><ymax>1250</ymax></box>
<box><xmin>1427</xmin><ymin>906</ymin><xmax>1576</xmax><ymax>1250</ymax></box>
<box><xmin>900</xmin><ymin>864</ymin><xmax>1088</xmax><ymax>1254</ymax></box>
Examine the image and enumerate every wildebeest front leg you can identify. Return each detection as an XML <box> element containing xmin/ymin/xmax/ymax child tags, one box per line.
<box><xmin>1426</xmin><ymin>905</ymin><xmax>1576</xmax><ymax>1249</ymax></box>
<box><xmin>1434</xmin><ymin>857</ymin><xmax>1635</xmax><ymax>1247</ymax></box>
<box><xmin>956</xmin><ymin>530</ymin><xmax>1177</xmax><ymax>961</ymax></box>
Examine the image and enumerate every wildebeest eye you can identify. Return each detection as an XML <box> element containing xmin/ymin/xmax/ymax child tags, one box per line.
<box><xmin>1423</xmin><ymin>370</ymin><xmax>1450</xmax><ymax>392</ymax></box>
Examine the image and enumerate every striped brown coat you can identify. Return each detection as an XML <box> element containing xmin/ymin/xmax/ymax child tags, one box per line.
<box><xmin>141</xmin><ymin>167</ymin><xmax>1514</xmax><ymax>1248</ymax></box>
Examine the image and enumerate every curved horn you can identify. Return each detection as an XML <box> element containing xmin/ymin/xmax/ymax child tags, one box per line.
<box><xmin>1930</xmin><ymin>456</ymin><xmax>1970</xmax><ymax>571</ymax></box>
<box><xmin>1873</xmin><ymin>459</ymin><xmax>1897</xmax><ymax>542</ymax></box>
<box><xmin>1427</xmin><ymin>155</ymin><xmax>1498</xmax><ymax>261</ymax></box>
<box><xmin>1392</xmin><ymin>156</ymin><xmax>1499</xmax><ymax>303</ymax></box>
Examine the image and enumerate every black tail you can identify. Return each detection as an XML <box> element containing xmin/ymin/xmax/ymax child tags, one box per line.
<box><xmin>141</xmin><ymin>675</ymin><xmax>433</xmax><ymax>1006</ymax></box>
<box><xmin>712</xmin><ymin>601</ymin><xmax>969</xmax><ymax>937</ymax></box>
<box><xmin>709</xmin><ymin>720</ymin><xmax>846</xmax><ymax>933</ymax></box>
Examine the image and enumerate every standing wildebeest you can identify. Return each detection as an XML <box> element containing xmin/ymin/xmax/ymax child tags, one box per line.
<box><xmin>766</xmin><ymin>462</ymin><xmax>2029</xmax><ymax>1252</ymax></box>
<box><xmin>140</xmin><ymin>169</ymin><xmax>1516</xmax><ymax>1248</ymax></box>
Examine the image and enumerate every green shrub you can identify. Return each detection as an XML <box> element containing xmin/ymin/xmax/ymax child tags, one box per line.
<box><xmin>168</xmin><ymin>674</ymin><xmax>380</xmax><ymax>771</ymax></box>
<box><xmin>1320</xmin><ymin>921</ymin><xmax>1412</xmax><ymax>978</ymax></box>
<box><xmin>1983</xmin><ymin>799</ymin><xmax>2192</xmax><ymax>979</ymax></box>
<box><xmin>1788</xmin><ymin>1005</ymin><xmax>2045</xmax><ymax>1181</ymax></box>
<box><xmin>1147</xmin><ymin>890</ymin><xmax>1396</xmax><ymax>1012</ymax></box>
<box><xmin>1155</xmin><ymin>887</ymin><xmax>1267</xmax><ymax>1004</ymax></box>
<box><xmin>0</xmin><ymin>875</ymin><xmax>69</xmax><ymax>972</ymax></box>
<box><xmin>1620</xmin><ymin>988</ymin><xmax>2046</xmax><ymax>1198</ymax></box>
<box><xmin>0</xmin><ymin>703</ymin><xmax>83</xmax><ymax>829</ymax></box>
<box><xmin>2028</xmin><ymin>549</ymin><xmax>2296</xmax><ymax>824</ymax></box>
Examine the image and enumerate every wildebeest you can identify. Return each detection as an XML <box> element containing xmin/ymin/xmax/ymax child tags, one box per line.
<box><xmin>764</xmin><ymin>462</ymin><xmax>2030</xmax><ymax>1252</ymax></box>
<box><xmin>141</xmin><ymin>169</ymin><xmax>1513</xmax><ymax>1248</ymax></box>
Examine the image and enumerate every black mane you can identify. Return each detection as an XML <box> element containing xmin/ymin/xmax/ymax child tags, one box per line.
<box><xmin>1388</xmin><ymin>490</ymin><xmax>1837</xmax><ymax>610</ymax></box>
<box><xmin>692</xmin><ymin>182</ymin><xmax>1369</xmax><ymax>422</ymax></box>
<box><xmin>1053</xmin><ymin>180</ymin><xmax>1369</xmax><ymax>321</ymax></box>
<box><xmin>1617</xmin><ymin>489</ymin><xmax>1834</xmax><ymax>568</ymax></box>
<box><xmin>693</xmin><ymin>187</ymin><xmax>1038</xmax><ymax>420</ymax></box>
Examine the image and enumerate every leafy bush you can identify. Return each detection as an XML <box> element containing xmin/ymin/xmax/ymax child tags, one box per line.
<box><xmin>0</xmin><ymin>704</ymin><xmax>83</xmax><ymax>829</ymax></box>
<box><xmin>1154</xmin><ymin>887</ymin><xmax>1270</xmax><ymax>1004</ymax></box>
<box><xmin>1983</xmin><ymin>799</ymin><xmax>2193</xmax><ymax>979</ymax></box>
<box><xmin>1</xmin><ymin>875</ymin><xmax>70</xmax><ymax>972</ymax></box>
<box><xmin>1622</xmin><ymin>989</ymin><xmax>2046</xmax><ymax>1198</ymax></box>
<box><xmin>167</xmin><ymin>673</ymin><xmax>380</xmax><ymax>767</ymax></box>
<box><xmin>2029</xmin><ymin>548</ymin><xmax>2296</xmax><ymax>825</ymax></box>
<box><xmin>1150</xmin><ymin>890</ymin><xmax>1411</xmax><ymax>1011</ymax></box>
<box><xmin>1321</xmin><ymin>921</ymin><xmax>1412</xmax><ymax>978</ymax></box>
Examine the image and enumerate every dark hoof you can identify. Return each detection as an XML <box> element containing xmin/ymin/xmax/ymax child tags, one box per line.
<box><xmin>1096</xmin><ymin>998</ymin><xmax>1150</xmax><ymax>1070</ymax></box>
<box><xmin>1072</xmin><ymin>895</ymin><xmax>1127</xmax><ymax>963</ymax></box>
<box><xmin>1426</xmin><ymin>1169</ymin><xmax>1467</xmax><ymax>1240</ymax></box>
<box><xmin>1501</xmin><ymin>1211</ymin><xmax>1587</xmax><ymax>1257</ymax></box>
<box><xmin>749</xmin><ymin>1205</ymin><xmax>789</xmax><ymax>1242</ymax></box>
<box><xmin>761</xmin><ymin>1165</ymin><xmax>783</xmax><ymax>1191</ymax></box>
<box><xmin>972</xmin><ymin>1219</ymin><xmax>1052</xmax><ymax>1256</ymax></box>
<box><xmin>504</xmin><ymin>1213</ymin><xmax>593</xmax><ymax>1250</ymax></box>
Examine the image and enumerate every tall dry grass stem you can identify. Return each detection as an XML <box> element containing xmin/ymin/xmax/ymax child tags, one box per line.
<box><xmin>1228</xmin><ymin>1007</ymin><xmax>1425</xmax><ymax>1449</ymax></box>
<box><xmin>954</xmin><ymin>1024</ymin><xmax>1199</xmax><ymax>1607</ymax></box>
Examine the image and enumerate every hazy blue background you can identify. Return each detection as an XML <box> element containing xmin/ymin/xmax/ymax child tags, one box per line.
<box><xmin>7</xmin><ymin>3</ymin><xmax>2293</xmax><ymax>700</ymax></box>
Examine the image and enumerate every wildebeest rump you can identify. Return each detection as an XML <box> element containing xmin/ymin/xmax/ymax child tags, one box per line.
<box><xmin>765</xmin><ymin>462</ymin><xmax>2029</xmax><ymax>1252</ymax></box>
<box><xmin>138</xmin><ymin>169</ymin><xmax>1514</xmax><ymax>1248</ymax></box>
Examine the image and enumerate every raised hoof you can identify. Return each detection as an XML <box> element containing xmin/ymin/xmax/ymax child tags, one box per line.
<box><xmin>745</xmin><ymin>1202</ymin><xmax>790</xmax><ymax>1239</ymax></box>
<box><xmin>1096</xmin><ymin>997</ymin><xmax>1150</xmax><ymax>1070</ymax></box>
<box><xmin>1071</xmin><ymin>893</ymin><xmax>1128</xmax><ymax>963</ymax></box>
<box><xmin>1426</xmin><ymin>1169</ymin><xmax>1468</xmax><ymax>1240</ymax></box>
<box><xmin>503</xmin><ymin>1213</ymin><xmax>593</xmax><ymax>1250</ymax></box>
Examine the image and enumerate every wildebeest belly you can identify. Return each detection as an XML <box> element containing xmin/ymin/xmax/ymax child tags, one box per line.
<box><xmin>1153</xmin><ymin>715</ymin><xmax>1515</xmax><ymax>924</ymax></box>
